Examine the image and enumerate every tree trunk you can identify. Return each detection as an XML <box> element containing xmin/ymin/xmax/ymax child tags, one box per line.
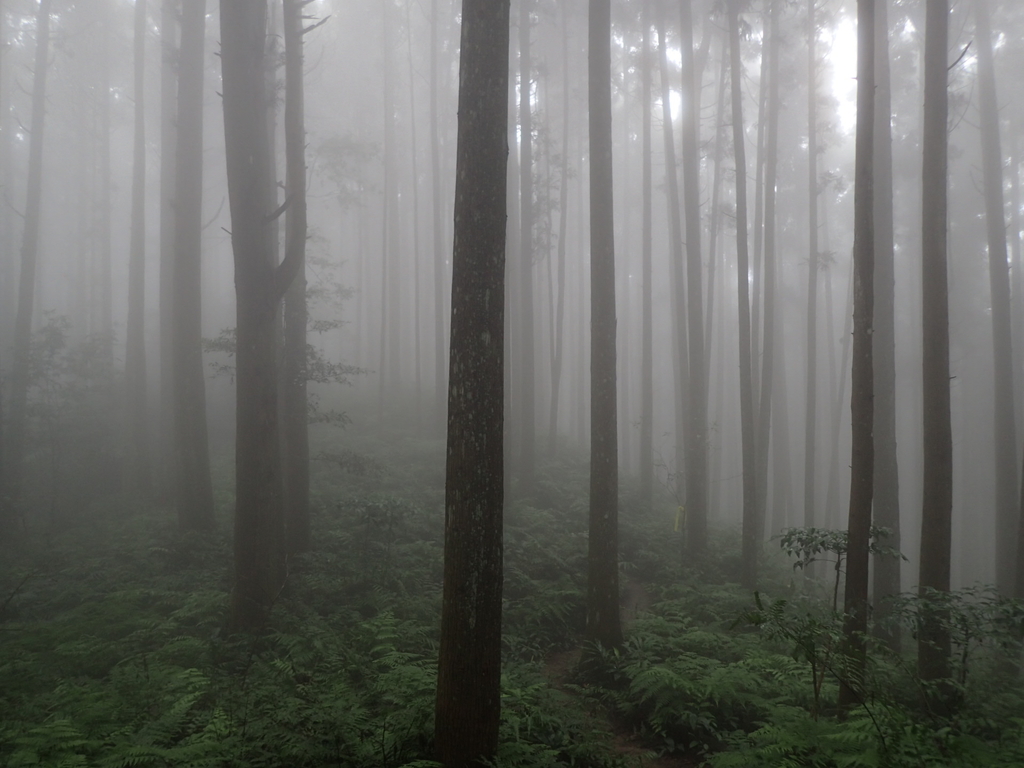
<box><xmin>639</xmin><ymin>0</ymin><xmax>654</xmax><ymax>510</ymax></box>
<box><xmin>728</xmin><ymin>0</ymin><xmax>757</xmax><ymax>590</ymax></box>
<box><xmin>406</xmin><ymin>0</ymin><xmax>424</xmax><ymax>428</ymax></box>
<box><xmin>430</xmin><ymin>0</ymin><xmax>447</xmax><ymax>431</ymax></box>
<box><xmin>755</xmin><ymin>0</ymin><xmax>780</xmax><ymax>543</ymax></box>
<box><xmin>918</xmin><ymin>0</ymin><xmax>953</xmax><ymax>688</ymax></box>
<box><xmin>839</xmin><ymin>0</ymin><xmax>875</xmax><ymax>710</ymax></box>
<box><xmin>657</xmin><ymin>7</ymin><xmax>689</xmax><ymax>513</ymax></box>
<box><xmin>173</xmin><ymin>0</ymin><xmax>215</xmax><ymax>533</ymax></box>
<box><xmin>3</xmin><ymin>0</ymin><xmax>52</xmax><ymax>526</ymax></box>
<box><xmin>586</xmin><ymin>0</ymin><xmax>622</xmax><ymax>652</ymax></box>
<box><xmin>518</xmin><ymin>0</ymin><xmax>536</xmax><ymax>495</ymax></box>
<box><xmin>221</xmin><ymin>0</ymin><xmax>299</xmax><ymax>630</ymax></box>
<box><xmin>433</xmin><ymin>2</ymin><xmax>509</xmax><ymax>763</ymax></box>
<box><xmin>98</xmin><ymin>0</ymin><xmax>113</xmax><ymax>359</ymax></box>
<box><xmin>803</xmin><ymin>0</ymin><xmax>820</xmax><ymax>533</ymax></box>
<box><xmin>679</xmin><ymin>0</ymin><xmax>708</xmax><ymax>558</ymax></box>
<box><xmin>975</xmin><ymin>0</ymin><xmax>1019</xmax><ymax>594</ymax></box>
<box><xmin>282</xmin><ymin>0</ymin><xmax>310</xmax><ymax>555</ymax></box>
<box><xmin>124</xmin><ymin>0</ymin><xmax>151</xmax><ymax>500</ymax></box>
<box><xmin>159</xmin><ymin>0</ymin><xmax>179</xmax><ymax>502</ymax></box>
<box><xmin>547</xmin><ymin>6</ymin><xmax>571</xmax><ymax>458</ymax></box>
<box><xmin>872</xmin><ymin>0</ymin><xmax>901</xmax><ymax>652</ymax></box>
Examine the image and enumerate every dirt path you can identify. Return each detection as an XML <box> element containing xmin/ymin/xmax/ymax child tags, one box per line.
<box><xmin>542</xmin><ymin>577</ymin><xmax>703</xmax><ymax>768</ymax></box>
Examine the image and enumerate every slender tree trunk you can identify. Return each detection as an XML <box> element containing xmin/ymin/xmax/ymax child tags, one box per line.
<box><xmin>173</xmin><ymin>0</ymin><xmax>215</xmax><ymax>533</ymax></box>
<box><xmin>98</xmin><ymin>0</ymin><xmax>113</xmax><ymax>359</ymax></box>
<box><xmin>125</xmin><ymin>0</ymin><xmax>151</xmax><ymax>500</ymax></box>
<box><xmin>975</xmin><ymin>0</ymin><xmax>1018</xmax><ymax>594</ymax></box>
<box><xmin>918</xmin><ymin>0</ymin><xmax>953</xmax><ymax>688</ymax></box>
<box><xmin>872</xmin><ymin>0</ymin><xmax>901</xmax><ymax>651</ymax></box>
<box><xmin>755</xmin><ymin>0</ymin><xmax>780</xmax><ymax>543</ymax></box>
<box><xmin>282</xmin><ymin>0</ymin><xmax>310</xmax><ymax>555</ymax></box>
<box><xmin>518</xmin><ymin>0</ymin><xmax>536</xmax><ymax>495</ymax></box>
<box><xmin>430</xmin><ymin>0</ymin><xmax>447</xmax><ymax>430</ymax></box>
<box><xmin>586</xmin><ymin>0</ymin><xmax>622</xmax><ymax>652</ymax></box>
<box><xmin>750</xmin><ymin>3</ymin><xmax>770</xmax><ymax>402</ymax></box>
<box><xmin>705</xmin><ymin>38</ymin><xmax>727</xmax><ymax>389</ymax></box>
<box><xmin>803</xmin><ymin>0</ymin><xmax>820</xmax><ymax>532</ymax></box>
<box><xmin>547</xmin><ymin>7</ymin><xmax>570</xmax><ymax>457</ymax></box>
<box><xmin>406</xmin><ymin>0</ymin><xmax>424</xmax><ymax>429</ymax></box>
<box><xmin>433</xmin><ymin>2</ymin><xmax>509</xmax><ymax>763</ymax></box>
<box><xmin>159</xmin><ymin>0</ymin><xmax>179</xmax><ymax>502</ymax></box>
<box><xmin>222</xmin><ymin>0</ymin><xmax>301</xmax><ymax>630</ymax></box>
<box><xmin>839</xmin><ymin>0</ymin><xmax>875</xmax><ymax>710</ymax></box>
<box><xmin>639</xmin><ymin>0</ymin><xmax>654</xmax><ymax>509</ymax></box>
<box><xmin>4</xmin><ymin>0</ymin><xmax>52</xmax><ymax>526</ymax></box>
<box><xmin>657</xmin><ymin>7</ymin><xmax>689</xmax><ymax>510</ymax></box>
<box><xmin>680</xmin><ymin>0</ymin><xmax>707</xmax><ymax>557</ymax></box>
<box><xmin>728</xmin><ymin>0</ymin><xmax>757</xmax><ymax>590</ymax></box>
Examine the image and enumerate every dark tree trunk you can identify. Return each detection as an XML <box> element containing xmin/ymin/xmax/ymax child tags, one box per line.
<box><xmin>839</xmin><ymin>0</ymin><xmax>875</xmax><ymax>710</ymax></box>
<box><xmin>221</xmin><ymin>0</ymin><xmax>300</xmax><ymax>630</ymax></box>
<box><xmin>728</xmin><ymin>0</ymin><xmax>757</xmax><ymax>590</ymax></box>
<box><xmin>124</xmin><ymin>0</ymin><xmax>151</xmax><ymax>500</ymax></box>
<box><xmin>173</xmin><ymin>0</ymin><xmax>215</xmax><ymax>533</ymax></box>
<box><xmin>432</xmin><ymin>1</ymin><xmax>509</xmax><ymax>763</ymax></box>
<box><xmin>755</xmin><ymin>0</ymin><xmax>780</xmax><ymax>542</ymax></box>
<box><xmin>405</xmin><ymin>0</ymin><xmax>424</xmax><ymax>428</ymax></box>
<box><xmin>586</xmin><ymin>0</ymin><xmax>622</xmax><ymax>651</ymax></box>
<box><xmin>639</xmin><ymin>0</ymin><xmax>653</xmax><ymax>510</ymax></box>
<box><xmin>282</xmin><ymin>0</ymin><xmax>310</xmax><ymax>555</ymax></box>
<box><xmin>518</xmin><ymin>0</ymin><xmax>536</xmax><ymax>495</ymax></box>
<box><xmin>3</xmin><ymin>0</ymin><xmax>52</xmax><ymax>525</ymax></box>
<box><xmin>975</xmin><ymin>0</ymin><xmax>1019</xmax><ymax>594</ymax></box>
<box><xmin>159</xmin><ymin>0</ymin><xmax>179</xmax><ymax>502</ymax></box>
<box><xmin>872</xmin><ymin>0</ymin><xmax>901</xmax><ymax>652</ymax></box>
<box><xmin>803</xmin><ymin>0</ymin><xmax>820</xmax><ymax>533</ymax></box>
<box><xmin>918</xmin><ymin>0</ymin><xmax>952</xmax><ymax>687</ymax></box>
<box><xmin>679</xmin><ymin>0</ymin><xmax>707</xmax><ymax>558</ymax></box>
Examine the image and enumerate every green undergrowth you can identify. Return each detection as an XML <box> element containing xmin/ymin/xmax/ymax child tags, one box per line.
<box><xmin>3</xmin><ymin>421</ymin><xmax>1024</xmax><ymax>767</ymax></box>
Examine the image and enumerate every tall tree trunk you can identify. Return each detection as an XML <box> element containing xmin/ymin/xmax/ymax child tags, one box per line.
<box><xmin>282</xmin><ymin>0</ymin><xmax>310</xmax><ymax>555</ymax></box>
<box><xmin>803</xmin><ymin>0</ymin><xmax>820</xmax><ymax>532</ymax></box>
<box><xmin>98</xmin><ymin>0</ymin><xmax>113</xmax><ymax>358</ymax></box>
<box><xmin>433</xmin><ymin>1</ymin><xmax>509</xmax><ymax>763</ymax></box>
<box><xmin>918</xmin><ymin>0</ymin><xmax>953</xmax><ymax>688</ymax></box>
<box><xmin>173</xmin><ymin>0</ymin><xmax>215</xmax><ymax>533</ymax></box>
<box><xmin>405</xmin><ymin>0</ymin><xmax>424</xmax><ymax>428</ymax></box>
<box><xmin>679</xmin><ymin>0</ymin><xmax>708</xmax><ymax>558</ymax></box>
<box><xmin>872</xmin><ymin>0</ymin><xmax>901</xmax><ymax>651</ymax></box>
<box><xmin>3</xmin><ymin>0</ymin><xmax>52</xmax><ymax>526</ymax></box>
<box><xmin>222</xmin><ymin>0</ymin><xmax>301</xmax><ymax>630</ymax></box>
<box><xmin>728</xmin><ymin>0</ymin><xmax>757</xmax><ymax>590</ymax></box>
<box><xmin>124</xmin><ymin>0</ymin><xmax>151</xmax><ymax>500</ymax></box>
<box><xmin>586</xmin><ymin>0</ymin><xmax>622</xmax><ymax>651</ymax></box>
<box><xmin>750</xmin><ymin>3</ymin><xmax>770</xmax><ymax>402</ymax></box>
<box><xmin>657</xmin><ymin>7</ymin><xmax>689</xmax><ymax>512</ymax></box>
<box><xmin>159</xmin><ymin>0</ymin><xmax>179</xmax><ymax>502</ymax></box>
<box><xmin>547</xmin><ymin>6</ymin><xmax>570</xmax><ymax>457</ymax></box>
<box><xmin>430</xmin><ymin>0</ymin><xmax>447</xmax><ymax>430</ymax></box>
<box><xmin>639</xmin><ymin>0</ymin><xmax>654</xmax><ymax>509</ymax></box>
<box><xmin>975</xmin><ymin>0</ymin><xmax>1018</xmax><ymax>594</ymax></box>
<box><xmin>755</xmin><ymin>0</ymin><xmax>780</xmax><ymax>543</ymax></box>
<box><xmin>518</xmin><ymin>0</ymin><xmax>536</xmax><ymax>495</ymax></box>
<box><xmin>705</xmin><ymin>37</ymin><xmax>727</xmax><ymax>390</ymax></box>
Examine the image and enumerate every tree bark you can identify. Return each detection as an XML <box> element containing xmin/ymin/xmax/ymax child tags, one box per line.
<box><xmin>518</xmin><ymin>0</ymin><xmax>536</xmax><ymax>495</ymax></box>
<box><xmin>918</xmin><ymin>0</ymin><xmax>953</xmax><ymax>687</ymax></box>
<box><xmin>282</xmin><ymin>0</ymin><xmax>310</xmax><ymax>555</ymax></box>
<box><xmin>124</xmin><ymin>0</ymin><xmax>151</xmax><ymax>500</ymax></box>
<box><xmin>586</xmin><ymin>0</ymin><xmax>622</xmax><ymax>651</ymax></box>
<box><xmin>728</xmin><ymin>0</ymin><xmax>757</xmax><ymax>590</ymax></box>
<box><xmin>173</xmin><ymin>0</ymin><xmax>215</xmax><ymax>533</ymax></box>
<box><xmin>222</xmin><ymin>0</ymin><xmax>294</xmax><ymax>630</ymax></box>
<box><xmin>433</xmin><ymin>1</ymin><xmax>509</xmax><ymax>763</ymax></box>
<box><xmin>872</xmin><ymin>0</ymin><xmax>902</xmax><ymax>652</ymax></box>
<box><xmin>3</xmin><ymin>0</ymin><xmax>52</xmax><ymax>526</ymax></box>
<box><xmin>839</xmin><ymin>0</ymin><xmax>875</xmax><ymax>710</ymax></box>
<box><xmin>679</xmin><ymin>0</ymin><xmax>708</xmax><ymax>558</ymax></box>
<box><xmin>975</xmin><ymin>0</ymin><xmax>1019</xmax><ymax>595</ymax></box>
<box><xmin>803</xmin><ymin>0</ymin><xmax>820</xmax><ymax>533</ymax></box>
